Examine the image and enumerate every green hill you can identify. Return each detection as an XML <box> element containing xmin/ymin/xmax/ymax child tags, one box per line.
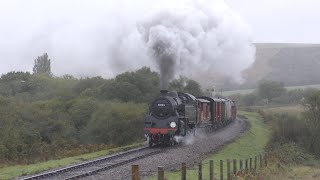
<box><xmin>242</xmin><ymin>43</ymin><xmax>320</xmax><ymax>88</ymax></box>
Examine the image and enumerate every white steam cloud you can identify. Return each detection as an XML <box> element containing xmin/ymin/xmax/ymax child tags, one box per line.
<box><xmin>0</xmin><ymin>0</ymin><xmax>254</xmax><ymax>87</ymax></box>
<box><xmin>174</xmin><ymin>129</ymin><xmax>207</xmax><ymax>145</ymax></box>
<box><xmin>139</xmin><ymin>1</ymin><xmax>255</xmax><ymax>88</ymax></box>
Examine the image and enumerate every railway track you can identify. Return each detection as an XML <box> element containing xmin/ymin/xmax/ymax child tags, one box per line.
<box><xmin>20</xmin><ymin>146</ymin><xmax>162</xmax><ymax>180</ymax></box>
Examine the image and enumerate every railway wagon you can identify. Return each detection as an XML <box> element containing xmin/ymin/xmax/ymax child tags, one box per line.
<box><xmin>196</xmin><ymin>98</ymin><xmax>211</xmax><ymax>127</ymax></box>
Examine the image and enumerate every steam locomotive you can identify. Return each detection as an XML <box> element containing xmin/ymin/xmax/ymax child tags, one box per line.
<box><xmin>143</xmin><ymin>90</ymin><xmax>237</xmax><ymax>147</ymax></box>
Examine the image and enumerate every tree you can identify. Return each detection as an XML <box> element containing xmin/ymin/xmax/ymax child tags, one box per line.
<box><xmin>33</xmin><ymin>53</ymin><xmax>52</xmax><ymax>75</ymax></box>
<box><xmin>83</xmin><ymin>102</ymin><xmax>146</xmax><ymax>145</ymax></box>
<box><xmin>97</xmin><ymin>67</ymin><xmax>160</xmax><ymax>103</ymax></box>
<box><xmin>69</xmin><ymin>98</ymin><xmax>97</xmax><ymax>132</ymax></box>
<box><xmin>0</xmin><ymin>71</ymin><xmax>32</xmax><ymax>96</ymax></box>
<box><xmin>169</xmin><ymin>76</ymin><xmax>202</xmax><ymax>96</ymax></box>
<box><xmin>184</xmin><ymin>79</ymin><xmax>202</xmax><ymax>96</ymax></box>
<box><xmin>169</xmin><ymin>76</ymin><xmax>186</xmax><ymax>92</ymax></box>
<box><xmin>257</xmin><ymin>80</ymin><xmax>286</xmax><ymax>101</ymax></box>
<box><xmin>303</xmin><ymin>90</ymin><xmax>320</xmax><ymax>155</ymax></box>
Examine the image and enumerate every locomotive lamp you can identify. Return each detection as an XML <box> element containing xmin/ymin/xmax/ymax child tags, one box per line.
<box><xmin>170</xmin><ymin>122</ymin><xmax>177</xmax><ymax>128</ymax></box>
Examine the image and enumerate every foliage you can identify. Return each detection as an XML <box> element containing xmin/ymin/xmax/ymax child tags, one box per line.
<box><xmin>0</xmin><ymin>71</ymin><xmax>31</xmax><ymax>96</ymax></box>
<box><xmin>270</xmin><ymin>113</ymin><xmax>308</xmax><ymax>143</ymax></box>
<box><xmin>33</xmin><ymin>53</ymin><xmax>52</xmax><ymax>75</ymax></box>
<box><xmin>0</xmin><ymin>49</ymin><xmax>206</xmax><ymax>177</ymax></box>
<box><xmin>82</xmin><ymin>102</ymin><xmax>146</xmax><ymax>145</ymax></box>
<box><xmin>257</xmin><ymin>80</ymin><xmax>286</xmax><ymax>101</ymax></box>
<box><xmin>303</xmin><ymin>90</ymin><xmax>320</xmax><ymax>156</ymax></box>
<box><xmin>259</xmin><ymin>101</ymin><xmax>320</xmax><ymax>168</ymax></box>
<box><xmin>0</xmin><ymin>65</ymin><xmax>204</xmax><ymax>165</ymax></box>
<box><xmin>169</xmin><ymin>76</ymin><xmax>202</xmax><ymax>96</ymax></box>
<box><xmin>268</xmin><ymin>143</ymin><xmax>313</xmax><ymax>165</ymax></box>
<box><xmin>97</xmin><ymin>67</ymin><xmax>160</xmax><ymax>103</ymax></box>
<box><xmin>228</xmin><ymin>81</ymin><xmax>318</xmax><ymax>107</ymax></box>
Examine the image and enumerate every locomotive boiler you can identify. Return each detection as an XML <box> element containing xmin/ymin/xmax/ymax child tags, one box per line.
<box><xmin>143</xmin><ymin>90</ymin><xmax>197</xmax><ymax>146</ymax></box>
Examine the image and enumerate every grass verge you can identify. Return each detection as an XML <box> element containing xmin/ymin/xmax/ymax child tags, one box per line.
<box><xmin>258</xmin><ymin>105</ymin><xmax>320</xmax><ymax>180</ymax></box>
<box><xmin>149</xmin><ymin>111</ymin><xmax>271</xmax><ymax>180</ymax></box>
<box><xmin>0</xmin><ymin>142</ymin><xmax>145</xmax><ymax>180</ymax></box>
<box><xmin>223</xmin><ymin>84</ymin><xmax>320</xmax><ymax>96</ymax></box>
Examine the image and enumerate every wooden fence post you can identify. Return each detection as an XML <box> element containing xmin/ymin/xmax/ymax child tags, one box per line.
<box><xmin>254</xmin><ymin>156</ymin><xmax>257</xmax><ymax>173</ymax></box>
<box><xmin>209</xmin><ymin>160</ymin><xmax>214</xmax><ymax>180</ymax></box>
<box><xmin>227</xmin><ymin>160</ymin><xmax>231</xmax><ymax>180</ymax></box>
<box><xmin>158</xmin><ymin>166</ymin><xmax>164</xmax><ymax>180</ymax></box>
<box><xmin>233</xmin><ymin>159</ymin><xmax>237</xmax><ymax>176</ymax></box>
<box><xmin>245</xmin><ymin>159</ymin><xmax>248</xmax><ymax>174</ymax></box>
<box><xmin>132</xmin><ymin>164</ymin><xmax>140</xmax><ymax>180</ymax></box>
<box><xmin>250</xmin><ymin>158</ymin><xmax>252</xmax><ymax>172</ymax></box>
<box><xmin>240</xmin><ymin>160</ymin><xmax>243</xmax><ymax>174</ymax></box>
<box><xmin>220</xmin><ymin>160</ymin><xmax>223</xmax><ymax>180</ymax></box>
<box><xmin>198</xmin><ymin>162</ymin><xmax>202</xmax><ymax>180</ymax></box>
<box><xmin>264</xmin><ymin>155</ymin><xmax>268</xmax><ymax>167</ymax></box>
<box><xmin>181</xmin><ymin>163</ymin><xmax>186</xmax><ymax>180</ymax></box>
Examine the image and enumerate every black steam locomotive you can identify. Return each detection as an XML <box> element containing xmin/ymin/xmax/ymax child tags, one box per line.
<box><xmin>144</xmin><ymin>90</ymin><xmax>237</xmax><ymax>146</ymax></box>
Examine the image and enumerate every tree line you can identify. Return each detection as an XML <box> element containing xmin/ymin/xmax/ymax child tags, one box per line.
<box><xmin>229</xmin><ymin>80</ymin><xmax>319</xmax><ymax>106</ymax></box>
<box><xmin>0</xmin><ymin>53</ymin><xmax>202</xmax><ymax>164</ymax></box>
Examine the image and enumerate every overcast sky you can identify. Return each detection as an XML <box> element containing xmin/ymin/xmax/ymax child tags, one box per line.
<box><xmin>226</xmin><ymin>0</ymin><xmax>320</xmax><ymax>43</ymax></box>
<box><xmin>0</xmin><ymin>0</ymin><xmax>319</xmax><ymax>76</ymax></box>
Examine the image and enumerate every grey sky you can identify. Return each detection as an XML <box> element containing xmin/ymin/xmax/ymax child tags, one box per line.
<box><xmin>0</xmin><ymin>0</ymin><xmax>319</xmax><ymax>76</ymax></box>
<box><xmin>226</xmin><ymin>0</ymin><xmax>320</xmax><ymax>43</ymax></box>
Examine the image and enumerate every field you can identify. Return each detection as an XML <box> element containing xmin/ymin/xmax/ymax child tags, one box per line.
<box><xmin>0</xmin><ymin>142</ymin><xmax>145</xmax><ymax>179</ymax></box>
<box><xmin>261</xmin><ymin>105</ymin><xmax>304</xmax><ymax>117</ymax></box>
<box><xmin>223</xmin><ymin>84</ymin><xmax>320</xmax><ymax>96</ymax></box>
<box><xmin>222</xmin><ymin>88</ymin><xmax>254</xmax><ymax>96</ymax></box>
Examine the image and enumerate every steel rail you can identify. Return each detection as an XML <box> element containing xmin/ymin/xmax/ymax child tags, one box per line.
<box><xmin>65</xmin><ymin>150</ymin><xmax>161</xmax><ymax>180</ymax></box>
<box><xmin>21</xmin><ymin>146</ymin><xmax>153</xmax><ymax>180</ymax></box>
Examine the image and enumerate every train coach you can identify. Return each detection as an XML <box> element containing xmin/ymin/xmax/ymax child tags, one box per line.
<box><xmin>144</xmin><ymin>90</ymin><xmax>237</xmax><ymax>147</ymax></box>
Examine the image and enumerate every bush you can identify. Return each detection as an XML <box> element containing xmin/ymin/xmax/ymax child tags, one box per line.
<box><xmin>82</xmin><ymin>102</ymin><xmax>147</xmax><ymax>145</ymax></box>
<box><xmin>270</xmin><ymin>113</ymin><xmax>308</xmax><ymax>143</ymax></box>
<box><xmin>303</xmin><ymin>90</ymin><xmax>320</xmax><ymax>156</ymax></box>
<box><xmin>268</xmin><ymin>142</ymin><xmax>313</xmax><ymax>165</ymax></box>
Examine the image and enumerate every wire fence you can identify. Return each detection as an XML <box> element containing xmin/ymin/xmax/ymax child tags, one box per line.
<box><xmin>124</xmin><ymin>154</ymin><xmax>268</xmax><ymax>180</ymax></box>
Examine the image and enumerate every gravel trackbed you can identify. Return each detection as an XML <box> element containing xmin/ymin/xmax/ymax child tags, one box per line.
<box><xmin>85</xmin><ymin>118</ymin><xmax>248</xmax><ymax>180</ymax></box>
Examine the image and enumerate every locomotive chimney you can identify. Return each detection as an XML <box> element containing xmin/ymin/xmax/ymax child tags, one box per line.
<box><xmin>160</xmin><ymin>90</ymin><xmax>169</xmax><ymax>95</ymax></box>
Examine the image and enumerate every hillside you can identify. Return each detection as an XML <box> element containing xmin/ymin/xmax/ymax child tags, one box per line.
<box><xmin>242</xmin><ymin>43</ymin><xmax>320</xmax><ymax>88</ymax></box>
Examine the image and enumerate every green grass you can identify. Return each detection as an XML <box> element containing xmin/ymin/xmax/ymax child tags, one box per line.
<box><xmin>223</xmin><ymin>89</ymin><xmax>254</xmax><ymax>96</ymax></box>
<box><xmin>223</xmin><ymin>84</ymin><xmax>320</xmax><ymax>96</ymax></box>
<box><xmin>148</xmin><ymin>111</ymin><xmax>271</xmax><ymax>180</ymax></box>
<box><xmin>286</xmin><ymin>84</ymin><xmax>320</xmax><ymax>90</ymax></box>
<box><xmin>0</xmin><ymin>142</ymin><xmax>145</xmax><ymax>180</ymax></box>
<box><xmin>261</xmin><ymin>105</ymin><xmax>304</xmax><ymax>117</ymax></box>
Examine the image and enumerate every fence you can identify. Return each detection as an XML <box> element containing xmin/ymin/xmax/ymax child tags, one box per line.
<box><xmin>129</xmin><ymin>154</ymin><xmax>267</xmax><ymax>180</ymax></box>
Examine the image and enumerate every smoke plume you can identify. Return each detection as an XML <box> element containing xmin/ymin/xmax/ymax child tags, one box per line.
<box><xmin>138</xmin><ymin>0</ymin><xmax>255</xmax><ymax>89</ymax></box>
<box><xmin>0</xmin><ymin>0</ymin><xmax>255</xmax><ymax>88</ymax></box>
